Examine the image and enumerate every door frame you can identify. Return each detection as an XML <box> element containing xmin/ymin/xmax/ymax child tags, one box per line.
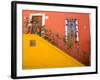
<box><xmin>29</xmin><ymin>13</ymin><xmax>45</xmax><ymax>26</ymax></box>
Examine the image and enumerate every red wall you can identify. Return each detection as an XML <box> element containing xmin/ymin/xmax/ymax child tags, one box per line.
<box><xmin>23</xmin><ymin>10</ymin><xmax>91</xmax><ymax>65</ymax></box>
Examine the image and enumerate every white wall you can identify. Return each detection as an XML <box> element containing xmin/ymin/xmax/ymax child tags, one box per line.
<box><xmin>0</xmin><ymin>0</ymin><xmax>99</xmax><ymax>80</ymax></box>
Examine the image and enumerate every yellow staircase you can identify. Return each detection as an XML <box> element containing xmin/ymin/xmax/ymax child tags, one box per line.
<box><xmin>23</xmin><ymin>34</ymin><xmax>84</xmax><ymax>69</ymax></box>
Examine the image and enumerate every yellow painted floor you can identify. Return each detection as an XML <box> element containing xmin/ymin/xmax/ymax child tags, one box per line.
<box><xmin>22</xmin><ymin>34</ymin><xmax>84</xmax><ymax>69</ymax></box>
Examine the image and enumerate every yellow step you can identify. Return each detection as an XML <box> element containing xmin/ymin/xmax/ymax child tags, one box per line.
<box><xmin>23</xmin><ymin>34</ymin><xmax>84</xmax><ymax>69</ymax></box>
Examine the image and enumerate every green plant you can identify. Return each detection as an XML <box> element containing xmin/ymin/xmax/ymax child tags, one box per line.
<box><xmin>70</xmin><ymin>30</ymin><xmax>74</xmax><ymax>37</ymax></box>
<box><xmin>66</xmin><ymin>40</ymin><xmax>73</xmax><ymax>49</ymax></box>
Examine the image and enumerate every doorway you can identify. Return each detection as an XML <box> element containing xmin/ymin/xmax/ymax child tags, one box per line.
<box><xmin>29</xmin><ymin>14</ymin><xmax>45</xmax><ymax>36</ymax></box>
<box><xmin>65</xmin><ymin>19</ymin><xmax>79</xmax><ymax>50</ymax></box>
<box><xmin>32</xmin><ymin>16</ymin><xmax>42</xmax><ymax>36</ymax></box>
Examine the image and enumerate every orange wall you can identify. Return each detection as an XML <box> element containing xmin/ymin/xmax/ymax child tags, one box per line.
<box><xmin>23</xmin><ymin>10</ymin><xmax>90</xmax><ymax>60</ymax></box>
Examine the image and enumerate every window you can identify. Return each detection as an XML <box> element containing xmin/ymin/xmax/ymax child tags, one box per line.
<box><xmin>65</xmin><ymin>19</ymin><xmax>79</xmax><ymax>48</ymax></box>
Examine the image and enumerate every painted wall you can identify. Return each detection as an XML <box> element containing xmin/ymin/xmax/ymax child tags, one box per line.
<box><xmin>23</xmin><ymin>10</ymin><xmax>90</xmax><ymax>65</ymax></box>
<box><xmin>23</xmin><ymin>34</ymin><xmax>84</xmax><ymax>69</ymax></box>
